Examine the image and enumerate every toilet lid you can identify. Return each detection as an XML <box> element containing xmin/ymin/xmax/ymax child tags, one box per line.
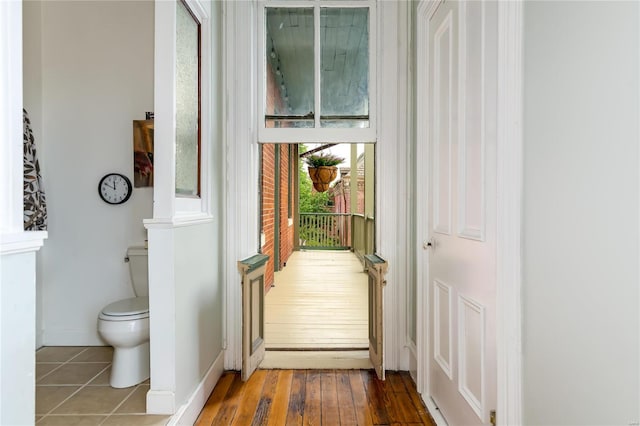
<box><xmin>101</xmin><ymin>296</ymin><xmax>149</xmax><ymax>317</ymax></box>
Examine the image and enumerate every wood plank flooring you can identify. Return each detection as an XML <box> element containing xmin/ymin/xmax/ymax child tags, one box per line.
<box><xmin>195</xmin><ymin>370</ymin><xmax>436</xmax><ymax>426</ymax></box>
<box><xmin>266</xmin><ymin>251</ymin><xmax>368</xmax><ymax>350</ymax></box>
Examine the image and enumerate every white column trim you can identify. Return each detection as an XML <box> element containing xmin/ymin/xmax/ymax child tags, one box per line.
<box><xmin>397</xmin><ymin>0</ymin><xmax>413</xmax><ymax>370</ymax></box>
<box><xmin>0</xmin><ymin>1</ymin><xmax>48</xmax><ymax>256</ymax></box>
<box><xmin>144</xmin><ymin>226</ymin><xmax>176</xmax><ymax>415</ymax></box>
<box><xmin>153</xmin><ymin>0</ymin><xmax>177</xmax><ymax>220</ymax></box>
<box><xmin>415</xmin><ymin>0</ymin><xmax>441</xmax><ymax>396</ymax></box>
<box><xmin>495</xmin><ymin>1</ymin><xmax>523</xmax><ymax>424</ymax></box>
<box><xmin>1</xmin><ymin>232</ymin><xmax>48</xmax><ymax>256</ymax></box>
<box><xmin>376</xmin><ymin>0</ymin><xmax>406</xmax><ymax>372</ymax></box>
<box><xmin>0</xmin><ymin>0</ymin><xmax>25</xmax><ymax>236</ymax></box>
<box><xmin>222</xmin><ymin>0</ymin><xmax>260</xmax><ymax>370</ymax></box>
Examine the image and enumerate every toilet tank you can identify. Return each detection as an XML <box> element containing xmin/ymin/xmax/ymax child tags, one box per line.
<box><xmin>127</xmin><ymin>246</ymin><xmax>148</xmax><ymax>297</ymax></box>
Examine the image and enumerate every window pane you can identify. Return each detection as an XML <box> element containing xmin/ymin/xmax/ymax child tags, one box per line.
<box><xmin>265</xmin><ymin>8</ymin><xmax>314</xmax><ymax>127</ymax></box>
<box><xmin>175</xmin><ymin>1</ymin><xmax>200</xmax><ymax>197</ymax></box>
<box><xmin>320</xmin><ymin>8</ymin><xmax>369</xmax><ymax>128</ymax></box>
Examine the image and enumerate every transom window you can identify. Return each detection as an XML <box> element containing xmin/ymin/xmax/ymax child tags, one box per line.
<box><xmin>259</xmin><ymin>0</ymin><xmax>376</xmax><ymax>143</ymax></box>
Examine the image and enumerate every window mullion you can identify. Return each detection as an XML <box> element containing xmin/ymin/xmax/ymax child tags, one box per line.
<box><xmin>314</xmin><ymin>3</ymin><xmax>321</xmax><ymax>129</ymax></box>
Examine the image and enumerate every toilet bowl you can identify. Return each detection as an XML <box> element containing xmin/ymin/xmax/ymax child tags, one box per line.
<box><xmin>97</xmin><ymin>246</ymin><xmax>150</xmax><ymax>388</ymax></box>
<box><xmin>98</xmin><ymin>296</ymin><xmax>150</xmax><ymax>388</ymax></box>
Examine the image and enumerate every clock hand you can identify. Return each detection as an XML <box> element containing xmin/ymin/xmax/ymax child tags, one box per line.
<box><xmin>112</xmin><ymin>181</ymin><xmax>117</xmax><ymax>190</ymax></box>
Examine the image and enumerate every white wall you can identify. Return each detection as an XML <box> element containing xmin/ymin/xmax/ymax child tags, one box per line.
<box><xmin>523</xmin><ymin>2</ymin><xmax>639</xmax><ymax>424</ymax></box>
<box><xmin>22</xmin><ymin>0</ymin><xmax>46</xmax><ymax>349</ymax></box>
<box><xmin>145</xmin><ymin>0</ymin><xmax>224</xmax><ymax>418</ymax></box>
<box><xmin>174</xmin><ymin>223</ymin><xmax>223</xmax><ymax>405</ymax></box>
<box><xmin>173</xmin><ymin>2</ymin><xmax>225</xmax><ymax>408</ymax></box>
<box><xmin>1</xmin><ymin>253</ymin><xmax>37</xmax><ymax>425</ymax></box>
<box><xmin>24</xmin><ymin>1</ymin><xmax>155</xmax><ymax>345</ymax></box>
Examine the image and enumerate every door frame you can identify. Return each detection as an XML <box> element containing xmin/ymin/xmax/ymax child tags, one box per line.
<box><xmin>416</xmin><ymin>0</ymin><xmax>523</xmax><ymax>424</ymax></box>
<box><xmin>222</xmin><ymin>0</ymin><xmax>409</xmax><ymax>373</ymax></box>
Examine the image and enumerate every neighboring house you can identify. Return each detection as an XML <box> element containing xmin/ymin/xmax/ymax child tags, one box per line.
<box><xmin>1</xmin><ymin>2</ymin><xmax>639</xmax><ymax>426</ymax></box>
<box><xmin>329</xmin><ymin>153</ymin><xmax>365</xmax><ymax>216</ymax></box>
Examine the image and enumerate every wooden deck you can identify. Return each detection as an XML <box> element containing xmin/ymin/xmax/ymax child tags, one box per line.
<box><xmin>195</xmin><ymin>370</ymin><xmax>436</xmax><ymax>426</ymax></box>
<box><xmin>265</xmin><ymin>250</ymin><xmax>368</xmax><ymax>350</ymax></box>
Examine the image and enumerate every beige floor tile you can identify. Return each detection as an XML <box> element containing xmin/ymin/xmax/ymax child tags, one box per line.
<box><xmin>36</xmin><ymin>386</ymin><xmax>81</xmax><ymax>415</ymax></box>
<box><xmin>51</xmin><ymin>386</ymin><xmax>134</xmax><ymax>415</ymax></box>
<box><xmin>114</xmin><ymin>385</ymin><xmax>149</xmax><ymax>414</ymax></box>
<box><xmin>88</xmin><ymin>366</ymin><xmax>111</xmax><ymax>386</ymax></box>
<box><xmin>35</xmin><ymin>416</ymin><xmax>42</xmax><ymax>423</ymax></box>
<box><xmin>38</xmin><ymin>363</ymin><xmax>109</xmax><ymax>385</ymax></box>
<box><xmin>102</xmin><ymin>415</ymin><xmax>169</xmax><ymax>426</ymax></box>
<box><xmin>36</xmin><ymin>415</ymin><xmax>107</xmax><ymax>425</ymax></box>
<box><xmin>72</xmin><ymin>346</ymin><xmax>113</xmax><ymax>363</ymax></box>
<box><xmin>36</xmin><ymin>347</ymin><xmax>87</xmax><ymax>363</ymax></box>
<box><xmin>36</xmin><ymin>363</ymin><xmax>62</xmax><ymax>381</ymax></box>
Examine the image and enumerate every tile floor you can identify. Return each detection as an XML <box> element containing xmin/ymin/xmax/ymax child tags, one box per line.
<box><xmin>35</xmin><ymin>346</ymin><xmax>170</xmax><ymax>425</ymax></box>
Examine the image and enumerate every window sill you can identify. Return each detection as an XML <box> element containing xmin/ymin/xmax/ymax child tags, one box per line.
<box><xmin>144</xmin><ymin>213</ymin><xmax>214</xmax><ymax>229</ymax></box>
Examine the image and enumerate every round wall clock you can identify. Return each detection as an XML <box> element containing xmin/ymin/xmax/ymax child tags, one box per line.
<box><xmin>98</xmin><ymin>173</ymin><xmax>133</xmax><ymax>205</ymax></box>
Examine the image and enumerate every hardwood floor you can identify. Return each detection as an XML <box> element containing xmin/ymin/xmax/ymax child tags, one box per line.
<box><xmin>195</xmin><ymin>370</ymin><xmax>436</xmax><ymax>426</ymax></box>
<box><xmin>266</xmin><ymin>251</ymin><xmax>368</xmax><ymax>350</ymax></box>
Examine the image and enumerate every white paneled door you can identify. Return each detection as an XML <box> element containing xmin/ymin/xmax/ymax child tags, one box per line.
<box><xmin>424</xmin><ymin>1</ymin><xmax>497</xmax><ymax>424</ymax></box>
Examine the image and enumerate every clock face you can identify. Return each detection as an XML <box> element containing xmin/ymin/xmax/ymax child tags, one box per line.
<box><xmin>98</xmin><ymin>173</ymin><xmax>132</xmax><ymax>205</ymax></box>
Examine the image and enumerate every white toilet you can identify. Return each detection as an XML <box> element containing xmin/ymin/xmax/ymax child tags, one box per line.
<box><xmin>97</xmin><ymin>246</ymin><xmax>150</xmax><ymax>388</ymax></box>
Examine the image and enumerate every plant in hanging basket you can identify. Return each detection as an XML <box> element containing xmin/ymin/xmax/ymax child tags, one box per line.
<box><xmin>304</xmin><ymin>153</ymin><xmax>344</xmax><ymax>192</ymax></box>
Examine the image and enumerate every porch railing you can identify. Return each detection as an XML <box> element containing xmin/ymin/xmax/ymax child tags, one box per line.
<box><xmin>298</xmin><ymin>212</ymin><xmax>376</xmax><ymax>255</ymax></box>
<box><xmin>352</xmin><ymin>214</ymin><xmax>375</xmax><ymax>262</ymax></box>
<box><xmin>299</xmin><ymin>213</ymin><xmax>351</xmax><ymax>249</ymax></box>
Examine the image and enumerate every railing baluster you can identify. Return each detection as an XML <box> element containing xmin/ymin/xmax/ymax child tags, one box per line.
<box><xmin>298</xmin><ymin>212</ymin><xmax>367</xmax><ymax>251</ymax></box>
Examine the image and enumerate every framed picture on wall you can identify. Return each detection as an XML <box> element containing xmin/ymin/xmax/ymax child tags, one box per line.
<box><xmin>133</xmin><ymin>119</ymin><xmax>154</xmax><ymax>187</ymax></box>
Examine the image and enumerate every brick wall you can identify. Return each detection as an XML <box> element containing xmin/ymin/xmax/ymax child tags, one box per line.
<box><xmin>261</xmin><ymin>144</ymin><xmax>276</xmax><ymax>291</ymax></box>
<box><xmin>260</xmin><ymin>62</ymin><xmax>295</xmax><ymax>292</ymax></box>
<box><xmin>279</xmin><ymin>145</ymin><xmax>295</xmax><ymax>269</ymax></box>
<box><xmin>261</xmin><ymin>143</ymin><xmax>296</xmax><ymax>292</ymax></box>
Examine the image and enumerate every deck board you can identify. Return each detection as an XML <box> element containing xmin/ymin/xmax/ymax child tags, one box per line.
<box><xmin>266</xmin><ymin>251</ymin><xmax>368</xmax><ymax>349</ymax></box>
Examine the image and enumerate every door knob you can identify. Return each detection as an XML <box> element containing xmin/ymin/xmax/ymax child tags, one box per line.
<box><xmin>423</xmin><ymin>238</ymin><xmax>436</xmax><ymax>250</ymax></box>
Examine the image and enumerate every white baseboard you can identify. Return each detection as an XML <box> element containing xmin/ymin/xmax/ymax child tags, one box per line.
<box><xmin>167</xmin><ymin>350</ymin><xmax>225</xmax><ymax>425</ymax></box>
<box><xmin>424</xmin><ymin>394</ymin><xmax>449</xmax><ymax>426</ymax></box>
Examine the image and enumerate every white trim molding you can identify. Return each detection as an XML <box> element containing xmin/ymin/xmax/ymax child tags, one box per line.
<box><xmin>415</xmin><ymin>0</ymin><xmax>441</xmax><ymax>397</ymax></box>
<box><xmin>416</xmin><ymin>2</ymin><xmax>523</xmax><ymax>424</ymax></box>
<box><xmin>1</xmin><ymin>232</ymin><xmax>48</xmax><ymax>256</ymax></box>
<box><xmin>223</xmin><ymin>0</ymin><xmax>407</xmax><ymax>374</ymax></box>
<box><xmin>222</xmin><ymin>0</ymin><xmax>260</xmax><ymax>371</ymax></box>
<box><xmin>0</xmin><ymin>0</ymin><xmax>25</xmax><ymax>236</ymax></box>
<box><xmin>376</xmin><ymin>0</ymin><xmax>406</xmax><ymax>373</ymax></box>
<box><xmin>495</xmin><ymin>0</ymin><xmax>523</xmax><ymax>424</ymax></box>
<box><xmin>257</xmin><ymin>0</ymin><xmax>377</xmax><ymax>145</ymax></box>
<box><xmin>154</xmin><ymin>0</ymin><xmax>213</xmax><ymax>220</ymax></box>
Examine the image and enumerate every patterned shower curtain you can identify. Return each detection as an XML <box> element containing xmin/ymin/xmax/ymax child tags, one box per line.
<box><xmin>23</xmin><ymin>108</ymin><xmax>47</xmax><ymax>231</ymax></box>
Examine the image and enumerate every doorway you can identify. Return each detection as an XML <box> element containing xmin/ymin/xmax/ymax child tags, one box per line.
<box><xmin>258</xmin><ymin>142</ymin><xmax>376</xmax><ymax>369</ymax></box>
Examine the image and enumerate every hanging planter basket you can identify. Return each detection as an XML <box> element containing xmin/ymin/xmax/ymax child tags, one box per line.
<box><xmin>303</xmin><ymin>152</ymin><xmax>344</xmax><ymax>193</ymax></box>
<box><xmin>308</xmin><ymin>166</ymin><xmax>338</xmax><ymax>192</ymax></box>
